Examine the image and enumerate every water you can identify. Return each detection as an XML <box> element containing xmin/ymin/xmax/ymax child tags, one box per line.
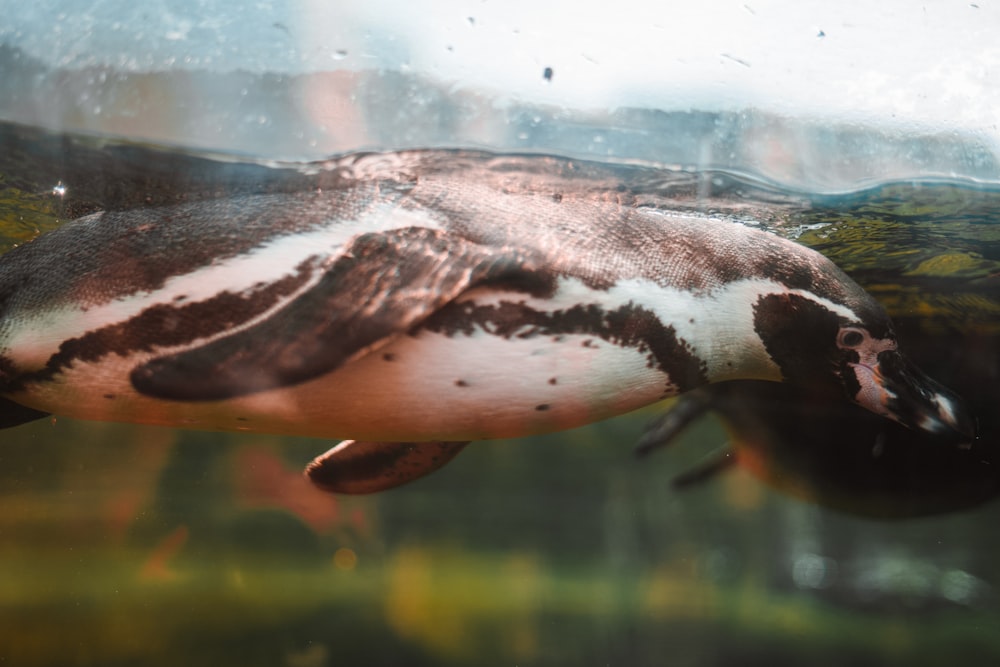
<box><xmin>0</xmin><ymin>124</ymin><xmax>998</xmax><ymax>666</ymax></box>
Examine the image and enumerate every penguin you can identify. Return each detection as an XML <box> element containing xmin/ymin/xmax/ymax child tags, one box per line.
<box><xmin>0</xmin><ymin>150</ymin><xmax>976</xmax><ymax>494</ymax></box>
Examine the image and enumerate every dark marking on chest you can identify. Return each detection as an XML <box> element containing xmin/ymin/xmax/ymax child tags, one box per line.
<box><xmin>422</xmin><ymin>299</ymin><xmax>708</xmax><ymax>391</ymax></box>
<box><xmin>752</xmin><ymin>293</ymin><xmax>843</xmax><ymax>391</ymax></box>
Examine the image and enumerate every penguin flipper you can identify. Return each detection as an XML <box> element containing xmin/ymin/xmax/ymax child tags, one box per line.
<box><xmin>634</xmin><ymin>389</ymin><xmax>714</xmax><ymax>457</ymax></box>
<box><xmin>0</xmin><ymin>397</ymin><xmax>49</xmax><ymax>429</ymax></box>
<box><xmin>305</xmin><ymin>440</ymin><xmax>470</xmax><ymax>494</ymax></box>
<box><xmin>131</xmin><ymin>227</ymin><xmax>543</xmax><ymax>401</ymax></box>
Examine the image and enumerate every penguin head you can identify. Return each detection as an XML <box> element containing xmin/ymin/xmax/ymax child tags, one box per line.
<box><xmin>752</xmin><ymin>291</ymin><xmax>976</xmax><ymax>445</ymax></box>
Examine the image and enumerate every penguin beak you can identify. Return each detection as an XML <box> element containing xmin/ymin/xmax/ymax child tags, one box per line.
<box><xmin>848</xmin><ymin>351</ymin><xmax>977</xmax><ymax>445</ymax></box>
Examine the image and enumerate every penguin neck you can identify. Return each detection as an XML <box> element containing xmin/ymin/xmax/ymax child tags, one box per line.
<box><xmin>609</xmin><ymin>276</ymin><xmax>792</xmax><ymax>386</ymax></box>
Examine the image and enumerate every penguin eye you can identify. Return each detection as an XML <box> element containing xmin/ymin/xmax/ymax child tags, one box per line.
<box><xmin>837</xmin><ymin>328</ymin><xmax>866</xmax><ymax>348</ymax></box>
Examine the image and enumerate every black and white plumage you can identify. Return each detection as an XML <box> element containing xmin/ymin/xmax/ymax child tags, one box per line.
<box><xmin>0</xmin><ymin>151</ymin><xmax>976</xmax><ymax>493</ymax></box>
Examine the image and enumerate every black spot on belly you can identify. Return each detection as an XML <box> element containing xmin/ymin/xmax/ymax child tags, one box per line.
<box><xmin>103</xmin><ymin>393</ymin><xmax>115</xmax><ymax>400</ymax></box>
<box><xmin>535</xmin><ymin>404</ymin><xmax>550</xmax><ymax>411</ymax></box>
<box><xmin>548</xmin><ymin>377</ymin><xmax>558</xmax><ymax>385</ymax></box>
<box><xmin>423</xmin><ymin>300</ymin><xmax>708</xmax><ymax>391</ymax></box>
<box><xmin>455</xmin><ymin>379</ymin><xmax>469</xmax><ymax>387</ymax></box>
<box><xmin>383</xmin><ymin>352</ymin><xmax>397</xmax><ymax>362</ymax></box>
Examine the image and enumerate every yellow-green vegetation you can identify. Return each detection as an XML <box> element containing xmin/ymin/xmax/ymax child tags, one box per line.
<box><xmin>793</xmin><ymin>183</ymin><xmax>1000</xmax><ymax>280</ymax></box>
<box><xmin>905</xmin><ymin>252</ymin><xmax>1000</xmax><ymax>278</ymax></box>
<box><xmin>866</xmin><ymin>285</ymin><xmax>1000</xmax><ymax>335</ymax></box>
<box><xmin>784</xmin><ymin>185</ymin><xmax>1000</xmax><ymax>340</ymax></box>
<box><xmin>0</xmin><ymin>543</ymin><xmax>997</xmax><ymax>667</ymax></box>
<box><xmin>0</xmin><ymin>174</ymin><xmax>64</xmax><ymax>252</ymax></box>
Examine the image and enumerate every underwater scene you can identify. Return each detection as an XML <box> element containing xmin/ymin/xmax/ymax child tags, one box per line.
<box><xmin>0</xmin><ymin>120</ymin><xmax>998</xmax><ymax>667</ymax></box>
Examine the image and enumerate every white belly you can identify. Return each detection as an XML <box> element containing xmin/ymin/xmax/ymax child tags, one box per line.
<box><xmin>11</xmin><ymin>318</ymin><xmax>670</xmax><ymax>442</ymax></box>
